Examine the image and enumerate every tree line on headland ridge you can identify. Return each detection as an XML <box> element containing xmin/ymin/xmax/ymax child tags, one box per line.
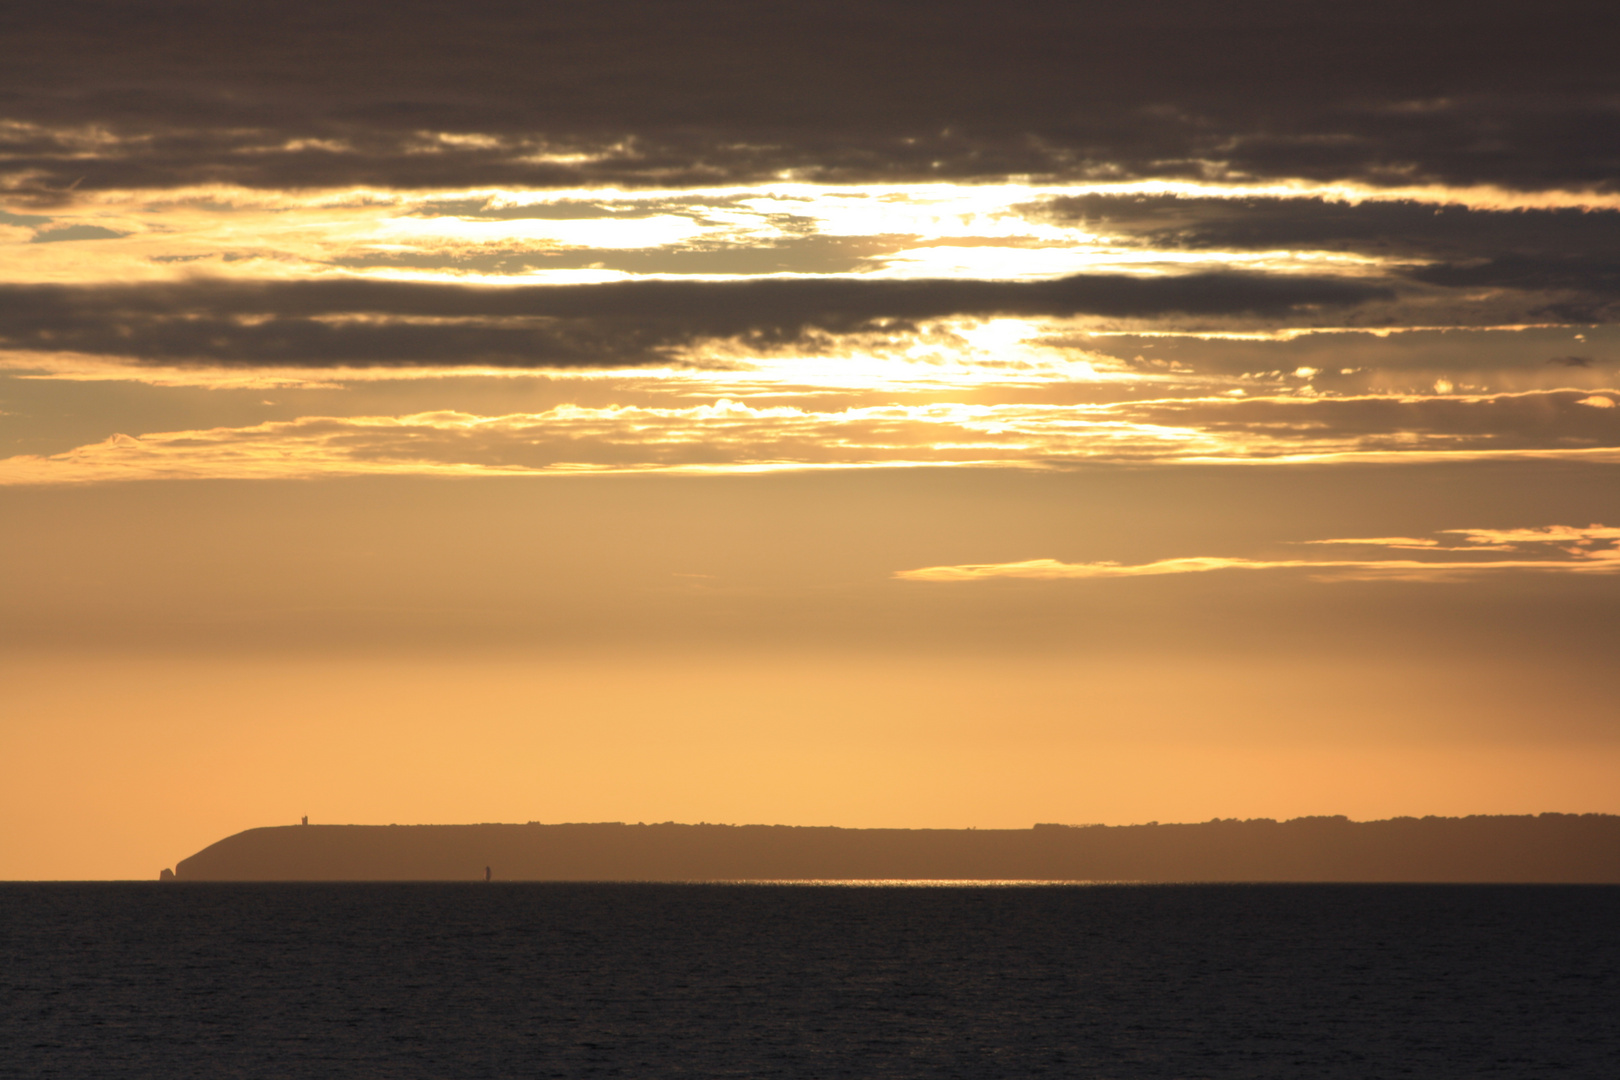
<box><xmin>167</xmin><ymin>815</ymin><xmax>1620</xmax><ymax>883</ymax></box>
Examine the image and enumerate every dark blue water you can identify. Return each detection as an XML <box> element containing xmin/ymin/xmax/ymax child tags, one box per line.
<box><xmin>3</xmin><ymin>884</ymin><xmax>1616</xmax><ymax>1079</ymax></box>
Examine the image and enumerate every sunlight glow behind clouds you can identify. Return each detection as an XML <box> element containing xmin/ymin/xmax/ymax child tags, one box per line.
<box><xmin>10</xmin><ymin>179</ymin><xmax>1620</xmax><ymax>291</ymax></box>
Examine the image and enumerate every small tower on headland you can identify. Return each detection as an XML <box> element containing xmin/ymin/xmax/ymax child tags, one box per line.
<box><xmin>301</xmin><ymin>815</ymin><xmax>308</xmax><ymax>825</ymax></box>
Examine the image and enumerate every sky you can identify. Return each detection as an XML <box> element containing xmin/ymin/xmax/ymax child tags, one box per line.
<box><xmin>4</xmin><ymin>1</ymin><xmax>1619</xmax><ymax>878</ymax></box>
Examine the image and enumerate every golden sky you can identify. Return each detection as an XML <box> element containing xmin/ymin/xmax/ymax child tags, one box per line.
<box><xmin>4</xmin><ymin>2</ymin><xmax>1619</xmax><ymax>878</ymax></box>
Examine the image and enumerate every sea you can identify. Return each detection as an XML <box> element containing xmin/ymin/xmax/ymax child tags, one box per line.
<box><xmin>2</xmin><ymin>883</ymin><xmax>1616</xmax><ymax>1078</ymax></box>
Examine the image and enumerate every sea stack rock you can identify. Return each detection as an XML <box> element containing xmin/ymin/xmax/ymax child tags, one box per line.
<box><xmin>159</xmin><ymin>868</ymin><xmax>175</xmax><ymax>881</ymax></box>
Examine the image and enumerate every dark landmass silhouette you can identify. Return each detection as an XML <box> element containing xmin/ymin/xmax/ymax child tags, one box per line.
<box><xmin>170</xmin><ymin>815</ymin><xmax>1620</xmax><ymax>882</ymax></box>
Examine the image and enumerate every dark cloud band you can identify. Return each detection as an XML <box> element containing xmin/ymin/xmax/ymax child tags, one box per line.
<box><xmin>0</xmin><ymin>273</ymin><xmax>1391</xmax><ymax>367</ymax></box>
<box><xmin>1036</xmin><ymin>197</ymin><xmax>1620</xmax><ymax>262</ymax></box>
<box><xmin>2</xmin><ymin>1</ymin><xmax>1616</xmax><ymax>199</ymax></box>
<box><xmin>1028</xmin><ymin>197</ymin><xmax>1620</xmax><ymax>320</ymax></box>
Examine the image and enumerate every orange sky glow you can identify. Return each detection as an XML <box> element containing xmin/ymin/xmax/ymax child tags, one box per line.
<box><xmin>4</xmin><ymin>5</ymin><xmax>1619</xmax><ymax>879</ymax></box>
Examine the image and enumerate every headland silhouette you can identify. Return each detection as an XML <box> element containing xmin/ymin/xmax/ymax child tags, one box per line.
<box><xmin>167</xmin><ymin>815</ymin><xmax>1620</xmax><ymax>882</ymax></box>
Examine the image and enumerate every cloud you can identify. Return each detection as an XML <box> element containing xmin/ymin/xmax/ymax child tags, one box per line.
<box><xmin>29</xmin><ymin>223</ymin><xmax>129</xmax><ymax>243</ymax></box>
<box><xmin>896</xmin><ymin>526</ymin><xmax>1620</xmax><ymax>583</ymax></box>
<box><xmin>0</xmin><ymin>274</ymin><xmax>1391</xmax><ymax>368</ymax></box>
<box><xmin>1300</xmin><ymin>537</ymin><xmax>1444</xmax><ymax>549</ymax></box>
<box><xmin>1441</xmin><ymin>524</ymin><xmax>1620</xmax><ymax>547</ymax></box>
<box><xmin>1035</xmin><ymin>196</ymin><xmax>1620</xmax><ymax>262</ymax></box>
<box><xmin>1413</xmin><ymin>256</ymin><xmax>1620</xmax><ymax>295</ymax></box>
<box><xmin>1126</xmin><ymin>389</ymin><xmax>1620</xmax><ymax>457</ymax></box>
<box><xmin>0</xmin><ymin>402</ymin><xmax>1211</xmax><ymax>484</ymax></box>
<box><xmin>6</xmin><ymin>389</ymin><xmax>1620</xmax><ymax>485</ymax></box>
<box><xmin>1031</xmin><ymin>197</ymin><xmax>1620</xmax><ymax>322</ymax></box>
<box><xmin>1</xmin><ymin>2</ymin><xmax>1616</xmax><ymax>198</ymax></box>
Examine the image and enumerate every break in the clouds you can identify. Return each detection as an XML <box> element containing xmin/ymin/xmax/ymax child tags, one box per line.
<box><xmin>896</xmin><ymin>526</ymin><xmax>1620</xmax><ymax>584</ymax></box>
<box><xmin>3</xmin><ymin>2</ymin><xmax>1617</xmax><ymax>198</ymax></box>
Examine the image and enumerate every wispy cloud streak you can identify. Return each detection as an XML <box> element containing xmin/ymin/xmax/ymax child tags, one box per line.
<box><xmin>896</xmin><ymin>527</ymin><xmax>1620</xmax><ymax>583</ymax></box>
<box><xmin>5</xmin><ymin>389</ymin><xmax>1620</xmax><ymax>485</ymax></box>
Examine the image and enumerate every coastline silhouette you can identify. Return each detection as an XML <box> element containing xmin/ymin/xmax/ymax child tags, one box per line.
<box><xmin>168</xmin><ymin>815</ymin><xmax>1620</xmax><ymax>882</ymax></box>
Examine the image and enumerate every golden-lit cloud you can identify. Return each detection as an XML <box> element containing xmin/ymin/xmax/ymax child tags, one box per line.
<box><xmin>8</xmin><ymin>180</ymin><xmax>1620</xmax><ymax>296</ymax></box>
<box><xmin>6</xmin><ymin>387</ymin><xmax>1620</xmax><ymax>485</ymax></box>
<box><xmin>0</xmin><ymin>402</ymin><xmax>1205</xmax><ymax>484</ymax></box>
<box><xmin>896</xmin><ymin>526</ymin><xmax>1620</xmax><ymax>583</ymax></box>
